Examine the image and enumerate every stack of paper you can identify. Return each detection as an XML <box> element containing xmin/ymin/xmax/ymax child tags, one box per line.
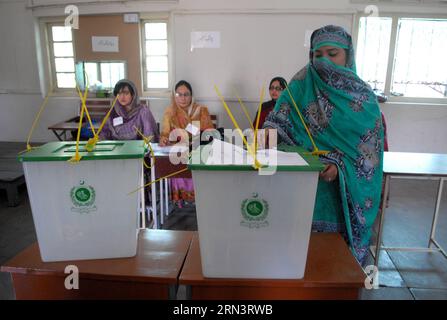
<box><xmin>150</xmin><ymin>143</ymin><xmax>189</xmax><ymax>154</ymax></box>
<box><xmin>205</xmin><ymin>140</ymin><xmax>308</xmax><ymax>166</ymax></box>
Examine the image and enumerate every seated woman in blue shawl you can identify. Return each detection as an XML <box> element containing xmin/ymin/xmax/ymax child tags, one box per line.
<box><xmin>264</xmin><ymin>25</ymin><xmax>384</xmax><ymax>265</ymax></box>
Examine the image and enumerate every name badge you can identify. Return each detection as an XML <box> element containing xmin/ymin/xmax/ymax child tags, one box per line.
<box><xmin>113</xmin><ymin>117</ymin><xmax>123</xmax><ymax>127</ymax></box>
<box><xmin>185</xmin><ymin>123</ymin><xmax>200</xmax><ymax>136</ymax></box>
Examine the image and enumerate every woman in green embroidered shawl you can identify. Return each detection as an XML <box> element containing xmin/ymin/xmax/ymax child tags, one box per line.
<box><xmin>264</xmin><ymin>25</ymin><xmax>384</xmax><ymax>264</ymax></box>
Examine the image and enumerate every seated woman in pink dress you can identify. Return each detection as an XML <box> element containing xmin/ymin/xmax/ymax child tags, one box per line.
<box><xmin>159</xmin><ymin>80</ymin><xmax>214</xmax><ymax>207</ymax></box>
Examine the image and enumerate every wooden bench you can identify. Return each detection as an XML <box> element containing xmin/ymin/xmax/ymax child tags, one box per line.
<box><xmin>0</xmin><ymin>170</ymin><xmax>25</xmax><ymax>207</ymax></box>
<box><xmin>0</xmin><ymin>143</ymin><xmax>27</xmax><ymax>207</ymax></box>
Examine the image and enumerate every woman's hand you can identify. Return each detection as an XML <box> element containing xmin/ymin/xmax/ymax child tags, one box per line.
<box><xmin>319</xmin><ymin>163</ymin><xmax>338</xmax><ymax>182</ymax></box>
<box><xmin>159</xmin><ymin>136</ymin><xmax>170</xmax><ymax>147</ymax></box>
<box><xmin>159</xmin><ymin>129</ymin><xmax>190</xmax><ymax>147</ymax></box>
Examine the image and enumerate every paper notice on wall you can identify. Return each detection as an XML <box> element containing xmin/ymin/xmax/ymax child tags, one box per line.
<box><xmin>92</xmin><ymin>36</ymin><xmax>119</xmax><ymax>52</ymax></box>
<box><xmin>191</xmin><ymin>31</ymin><xmax>221</xmax><ymax>51</ymax></box>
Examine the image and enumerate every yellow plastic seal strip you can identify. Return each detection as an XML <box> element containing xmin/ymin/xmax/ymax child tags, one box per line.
<box><xmin>96</xmin><ymin>95</ymin><xmax>119</xmax><ymax>138</ymax></box>
<box><xmin>75</xmin><ymin>84</ymin><xmax>102</xmax><ymax>152</ymax></box>
<box><xmin>128</xmin><ymin>167</ymin><xmax>189</xmax><ymax>195</ymax></box>
<box><xmin>284</xmin><ymin>84</ymin><xmax>329</xmax><ymax>156</ymax></box>
<box><xmin>233</xmin><ymin>88</ymin><xmax>254</xmax><ymax>131</ymax></box>
<box><xmin>214</xmin><ymin>85</ymin><xmax>262</xmax><ymax>170</ymax></box>
<box><xmin>85</xmin><ymin>94</ymin><xmax>119</xmax><ymax>152</ymax></box>
<box><xmin>253</xmin><ymin>86</ymin><xmax>265</xmax><ymax>155</ymax></box>
<box><xmin>76</xmin><ymin>84</ymin><xmax>97</xmax><ymax>138</ymax></box>
<box><xmin>68</xmin><ymin>84</ymin><xmax>89</xmax><ymax>163</ymax></box>
<box><xmin>128</xmin><ymin>143</ymin><xmax>190</xmax><ymax>195</ymax></box>
<box><xmin>19</xmin><ymin>87</ymin><xmax>53</xmax><ymax>155</ymax></box>
<box><xmin>74</xmin><ymin>73</ymin><xmax>99</xmax><ymax>153</ymax></box>
<box><xmin>133</xmin><ymin>125</ymin><xmax>154</xmax><ymax>170</ymax></box>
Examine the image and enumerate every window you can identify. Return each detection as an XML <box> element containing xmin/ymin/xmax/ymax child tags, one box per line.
<box><xmin>47</xmin><ymin>22</ymin><xmax>127</xmax><ymax>93</ymax></box>
<box><xmin>392</xmin><ymin>19</ymin><xmax>447</xmax><ymax>98</ymax></box>
<box><xmin>48</xmin><ymin>24</ymin><xmax>76</xmax><ymax>89</ymax></box>
<box><xmin>356</xmin><ymin>17</ymin><xmax>392</xmax><ymax>92</ymax></box>
<box><xmin>76</xmin><ymin>61</ymin><xmax>126</xmax><ymax>90</ymax></box>
<box><xmin>142</xmin><ymin>21</ymin><xmax>169</xmax><ymax>90</ymax></box>
<box><xmin>356</xmin><ymin>16</ymin><xmax>447</xmax><ymax>100</ymax></box>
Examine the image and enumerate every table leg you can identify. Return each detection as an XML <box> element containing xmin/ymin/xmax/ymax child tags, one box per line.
<box><xmin>6</xmin><ymin>183</ymin><xmax>20</xmax><ymax>207</ymax></box>
<box><xmin>160</xmin><ymin>179</ymin><xmax>164</xmax><ymax>226</ymax></box>
<box><xmin>165</xmin><ymin>178</ymin><xmax>169</xmax><ymax>216</ymax></box>
<box><xmin>429</xmin><ymin>178</ymin><xmax>444</xmax><ymax>247</ymax></box>
<box><xmin>140</xmin><ymin>164</ymin><xmax>145</xmax><ymax>229</ymax></box>
<box><xmin>374</xmin><ymin>176</ymin><xmax>447</xmax><ymax>260</ymax></box>
<box><xmin>428</xmin><ymin>178</ymin><xmax>447</xmax><ymax>258</ymax></box>
<box><xmin>168</xmin><ymin>284</ymin><xmax>178</xmax><ymax>300</ymax></box>
<box><xmin>185</xmin><ymin>285</ymin><xmax>192</xmax><ymax>300</ymax></box>
<box><xmin>151</xmin><ymin>157</ymin><xmax>158</xmax><ymax>229</ymax></box>
<box><xmin>374</xmin><ymin>174</ymin><xmax>390</xmax><ymax>270</ymax></box>
<box><xmin>51</xmin><ymin>130</ymin><xmax>64</xmax><ymax>141</ymax></box>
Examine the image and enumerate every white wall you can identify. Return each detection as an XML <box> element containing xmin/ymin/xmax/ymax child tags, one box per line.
<box><xmin>173</xmin><ymin>13</ymin><xmax>352</xmax><ymax>99</ymax></box>
<box><xmin>0</xmin><ymin>95</ymin><xmax>77</xmax><ymax>142</ymax></box>
<box><xmin>1</xmin><ymin>0</ymin><xmax>447</xmax><ymax>153</ymax></box>
<box><xmin>0</xmin><ymin>1</ymin><xmax>40</xmax><ymax>92</ymax></box>
<box><xmin>381</xmin><ymin>102</ymin><xmax>447</xmax><ymax>153</ymax></box>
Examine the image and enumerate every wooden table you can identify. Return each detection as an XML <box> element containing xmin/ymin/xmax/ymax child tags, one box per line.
<box><xmin>48</xmin><ymin>116</ymin><xmax>100</xmax><ymax>141</ymax></box>
<box><xmin>1</xmin><ymin>229</ymin><xmax>194</xmax><ymax>300</ymax></box>
<box><xmin>373</xmin><ymin>152</ymin><xmax>447</xmax><ymax>269</ymax></box>
<box><xmin>179</xmin><ymin>233</ymin><xmax>365</xmax><ymax>300</ymax></box>
<box><xmin>47</xmin><ymin>100</ymin><xmax>111</xmax><ymax>141</ymax></box>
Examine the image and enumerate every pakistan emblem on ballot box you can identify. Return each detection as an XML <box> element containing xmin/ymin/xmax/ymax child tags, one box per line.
<box><xmin>240</xmin><ymin>193</ymin><xmax>269</xmax><ymax>229</ymax></box>
<box><xmin>70</xmin><ymin>180</ymin><xmax>97</xmax><ymax>214</ymax></box>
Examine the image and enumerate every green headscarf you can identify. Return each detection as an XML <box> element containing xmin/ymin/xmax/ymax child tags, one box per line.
<box><xmin>264</xmin><ymin>25</ymin><xmax>384</xmax><ymax>264</ymax></box>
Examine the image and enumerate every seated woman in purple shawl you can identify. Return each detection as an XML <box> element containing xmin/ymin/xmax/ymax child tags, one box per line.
<box><xmin>99</xmin><ymin>79</ymin><xmax>159</xmax><ymax>142</ymax></box>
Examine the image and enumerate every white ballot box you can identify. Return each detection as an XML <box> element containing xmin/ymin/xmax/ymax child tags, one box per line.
<box><xmin>18</xmin><ymin>141</ymin><xmax>145</xmax><ymax>262</ymax></box>
<box><xmin>188</xmin><ymin>140</ymin><xmax>324</xmax><ymax>279</ymax></box>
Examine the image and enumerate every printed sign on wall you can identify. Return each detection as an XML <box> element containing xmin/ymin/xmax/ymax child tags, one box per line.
<box><xmin>92</xmin><ymin>36</ymin><xmax>119</xmax><ymax>52</ymax></box>
<box><xmin>190</xmin><ymin>31</ymin><xmax>220</xmax><ymax>51</ymax></box>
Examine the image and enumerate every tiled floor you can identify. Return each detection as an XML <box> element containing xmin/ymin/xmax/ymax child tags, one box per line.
<box><xmin>1</xmin><ymin>142</ymin><xmax>446</xmax><ymax>300</ymax></box>
<box><xmin>360</xmin><ymin>178</ymin><xmax>447</xmax><ymax>300</ymax></box>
